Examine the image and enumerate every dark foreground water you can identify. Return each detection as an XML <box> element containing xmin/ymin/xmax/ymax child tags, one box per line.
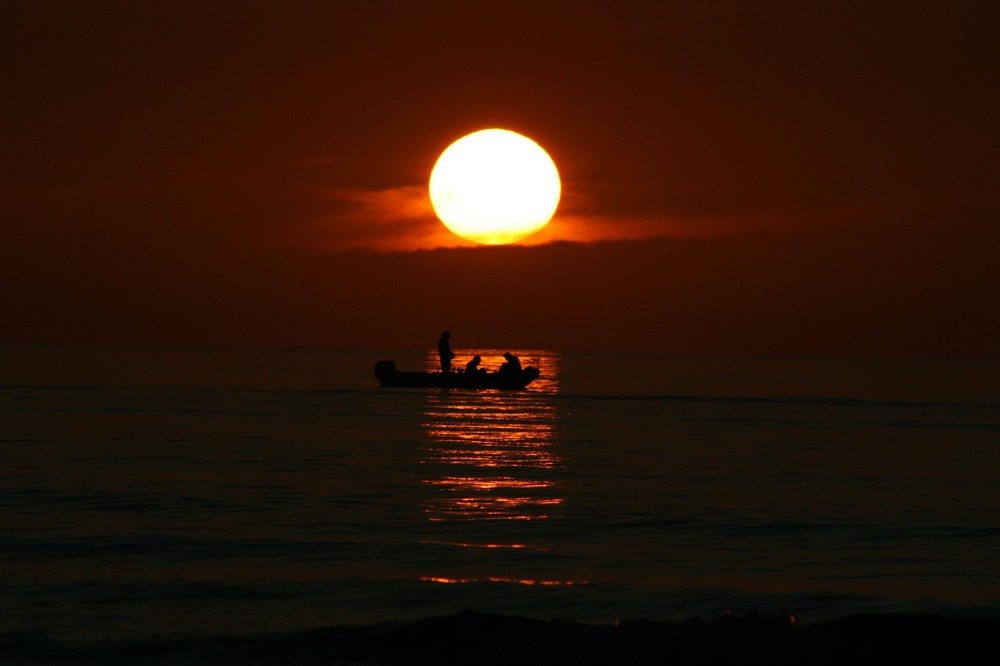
<box><xmin>2</xmin><ymin>345</ymin><xmax>999</xmax><ymax>663</ymax></box>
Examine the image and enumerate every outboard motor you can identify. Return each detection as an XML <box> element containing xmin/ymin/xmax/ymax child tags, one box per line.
<box><xmin>374</xmin><ymin>360</ymin><xmax>396</xmax><ymax>381</ymax></box>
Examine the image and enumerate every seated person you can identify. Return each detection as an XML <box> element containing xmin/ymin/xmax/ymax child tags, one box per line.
<box><xmin>499</xmin><ymin>352</ymin><xmax>522</xmax><ymax>375</ymax></box>
<box><xmin>465</xmin><ymin>355</ymin><xmax>484</xmax><ymax>374</ymax></box>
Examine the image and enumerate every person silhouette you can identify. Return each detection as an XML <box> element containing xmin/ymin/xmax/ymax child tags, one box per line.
<box><xmin>499</xmin><ymin>352</ymin><xmax>521</xmax><ymax>375</ymax></box>
<box><xmin>465</xmin><ymin>354</ymin><xmax>483</xmax><ymax>374</ymax></box>
<box><xmin>438</xmin><ymin>331</ymin><xmax>455</xmax><ymax>374</ymax></box>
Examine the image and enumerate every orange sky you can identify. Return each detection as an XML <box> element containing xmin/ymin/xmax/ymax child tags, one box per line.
<box><xmin>3</xmin><ymin>1</ymin><xmax>998</xmax><ymax>355</ymax></box>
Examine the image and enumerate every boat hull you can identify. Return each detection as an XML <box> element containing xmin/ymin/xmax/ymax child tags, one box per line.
<box><xmin>374</xmin><ymin>360</ymin><xmax>540</xmax><ymax>390</ymax></box>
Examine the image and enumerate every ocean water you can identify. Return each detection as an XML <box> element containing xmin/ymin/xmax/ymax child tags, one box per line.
<box><xmin>2</xmin><ymin>344</ymin><xmax>999</xmax><ymax>649</ymax></box>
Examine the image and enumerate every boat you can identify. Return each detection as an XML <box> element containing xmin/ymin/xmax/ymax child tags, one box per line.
<box><xmin>374</xmin><ymin>360</ymin><xmax>540</xmax><ymax>390</ymax></box>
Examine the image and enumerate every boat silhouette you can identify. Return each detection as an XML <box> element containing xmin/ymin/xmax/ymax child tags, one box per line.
<box><xmin>374</xmin><ymin>360</ymin><xmax>540</xmax><ymax>389</ymax></box>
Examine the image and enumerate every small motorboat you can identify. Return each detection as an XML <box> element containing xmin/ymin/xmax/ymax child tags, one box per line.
<box><xmin>374</xmin><ymin>360</ymin><xmax>540</xmax><ymax>390</ymax></box>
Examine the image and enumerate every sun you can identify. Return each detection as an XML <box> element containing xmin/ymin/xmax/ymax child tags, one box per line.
<box><xmin>429</xmin><ymin>129</ymin><xmax>561</xmax><ymax>245</ymax></box>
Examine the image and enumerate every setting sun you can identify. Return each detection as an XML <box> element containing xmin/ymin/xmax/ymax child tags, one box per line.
<box><xmin>429</xmin><ymin>129</ymin><xmax>561</xmax><ymax>245</ymax></box>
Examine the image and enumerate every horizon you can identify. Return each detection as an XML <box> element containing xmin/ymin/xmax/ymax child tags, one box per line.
<box><xmin>4</xmin><ymin>339</ymin><xmax>1000</xmax><ymax>362</ymax></box>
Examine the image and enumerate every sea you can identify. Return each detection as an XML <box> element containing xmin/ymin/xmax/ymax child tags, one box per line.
<box><xmin>2</xmin><ymin>344</ymin><xmax>999</xmax><ymax>662</ymax></box>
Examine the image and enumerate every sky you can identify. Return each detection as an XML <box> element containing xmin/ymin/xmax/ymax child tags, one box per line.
<box><xmin>3</xmin><ymin>1</ymin><xmax>998</xmax><ymax>355</ymax></box>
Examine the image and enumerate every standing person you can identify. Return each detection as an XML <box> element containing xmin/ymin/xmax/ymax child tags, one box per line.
<box><xmin>438</xmin><ymin>331</ymin><xmax>455</xmax><ymax>374</ymax></box>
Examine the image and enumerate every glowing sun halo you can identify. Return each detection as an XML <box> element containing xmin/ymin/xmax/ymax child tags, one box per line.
<box><xmin>429</xmin><ymin>129</ymin><xmax>561</xmax><ymax>245</ymax></box>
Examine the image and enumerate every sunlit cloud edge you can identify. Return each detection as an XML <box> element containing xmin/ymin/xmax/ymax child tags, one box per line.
<box><xmin>297</xmin><ymin>184</ymin><xmax>837</xmax><ymax>254</ymax></box>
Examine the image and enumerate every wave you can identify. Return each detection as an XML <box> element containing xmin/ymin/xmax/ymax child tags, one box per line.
<box><xmin>3</xmin><ymin>609</ymin><xmax>998</xmax><ymax>665</ymax></box>
<box><xmin>554</xmin><ymin>391</ymin><xmax>1000</xmax><ymax>411</ymax></box>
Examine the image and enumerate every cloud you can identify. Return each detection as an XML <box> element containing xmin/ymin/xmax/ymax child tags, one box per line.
<box><xmin>300</xmin><ymin>184</ymin><xmax>656</xmax><ymax>251</ymax></box>
<box><xmin>298</xmin><ymin>185</ymin><xmax>462</xmax><ymax>252</ymax></box>
<box><xmin>298</xmin><ymin>178</ymin><xmax>853</xmax><ymax>254</ymax></box>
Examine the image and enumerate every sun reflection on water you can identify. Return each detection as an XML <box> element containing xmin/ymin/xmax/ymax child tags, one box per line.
<box><xmin>415</xmin><ymin>350</ymin><xmax>588</xmax><ymax>587</ymax></box>
<box><xmin>420</xmin><ymin>576</ymin><xmax>583</xmax><ymax>586</ymax></box>
<box><xmin>419</xmin><ymin>350</ymin><xmax>562</xmax><ymax>525</ymax></box>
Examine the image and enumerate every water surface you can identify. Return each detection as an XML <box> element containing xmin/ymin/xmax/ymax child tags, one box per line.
<box><xmin>2</xmin><ymin>345</ymin><xmax>999</xmax><ymax>643</ymax></box>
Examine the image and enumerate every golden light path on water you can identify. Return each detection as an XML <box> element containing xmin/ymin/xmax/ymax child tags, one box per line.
<box><xmin>416</xmin><ymin>350</ymin><xmax>584</xmax><ymax>587</ymax></box>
